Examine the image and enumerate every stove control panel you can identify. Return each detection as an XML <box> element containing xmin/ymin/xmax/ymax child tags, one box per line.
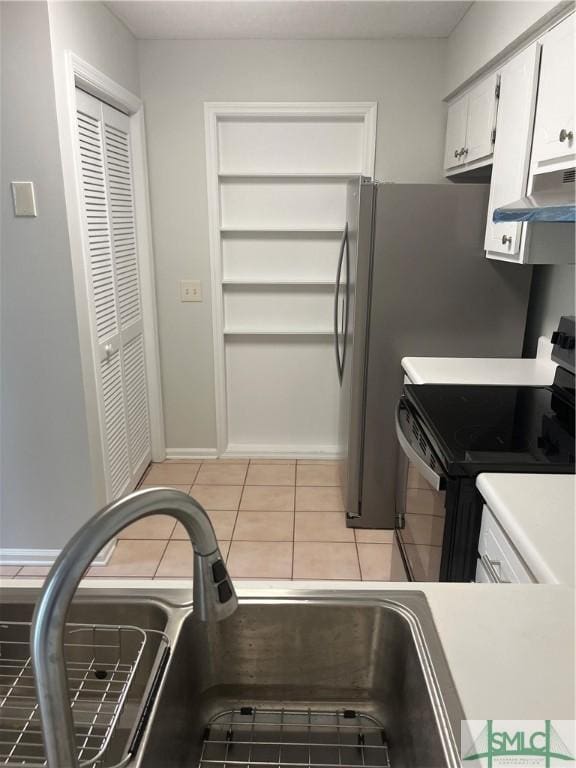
<box><xmin>551</xmin><ymin>315</ymin><xmax>575</xmax><ymax>374</ymax></box>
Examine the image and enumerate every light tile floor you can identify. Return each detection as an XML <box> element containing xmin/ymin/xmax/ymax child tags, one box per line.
<box><xmin>6</xmin><ymin>459</ymin><xmax>394</xmax><ymax>581</ymax></box>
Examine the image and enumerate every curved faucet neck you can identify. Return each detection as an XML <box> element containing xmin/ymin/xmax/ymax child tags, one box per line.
<box><xmin>31</xmin><ymin>487</ymin><xmax>237</xmax><ymax>768</ymax></box>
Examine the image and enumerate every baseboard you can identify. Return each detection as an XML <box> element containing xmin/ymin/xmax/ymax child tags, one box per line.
<box><xmin>0</xmin><ymin>539</ymin><xmax>116</xmax><ymax>567</ymax></box>
<box><xmin>166</xmin><ymin>446</ymin><xmax>341</xmax><ymax>460</ymax></box>
<box><xmin>166</xmin><ymin>448</ymin><xmax>218</xmax><ymax>460</ymax></box>
<box><xmin>224</xmin><ymin>444</ymin><xmax>341</xmax><ymax>460</ymax></box>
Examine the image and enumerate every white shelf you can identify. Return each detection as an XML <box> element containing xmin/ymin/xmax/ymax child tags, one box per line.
<box><xmin>218</xmin><ymin>171</ymin><xmax>359</xmax><ymax>179</ymax></box>
<box><xmin>220</xmin><ymin>226</ymin><xmax>343</xmax><ymax>235</ymax></box>
<box><xmin>222</xmin><ymin>279</ymin><xmax>334</xmax><ymax>287</ymax></box>
<box><xmin>224</xmin><ymin>328</ymin><xmax>333</xmax><ymax>336</ymax></box>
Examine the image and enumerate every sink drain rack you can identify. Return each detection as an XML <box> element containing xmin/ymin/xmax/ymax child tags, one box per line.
<box><xmin>200</xmin><ymin>707</ymin><xmax>392</xmax><ymax>768</ymax></box>
<box><xmin>0</xmin><ymin>620</ymin><xmax>163</xmax><ymax>767</ymax></box>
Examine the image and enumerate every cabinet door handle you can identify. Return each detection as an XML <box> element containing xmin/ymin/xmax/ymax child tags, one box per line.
<box><xmin>480</xmin><ymin>554</ymin><xmax>509</xmax><ymax>583</ymax></box>
<box><xmin>462</xmin><ymin>147</ymin><xmax>469</xmax><ymax>156</ymax></box>
<box><xmin>454</xmin><ymin>149</ymin><xmax>459</xmax><ymax>158</ymax></box>
<box><xmin>501</xmin><ymin>234</ymin><xmax>512</xmax><ymax>246</ymax></box>
<box><xmin>559</xmin><ymin>129</ymin><xmax>574</xmax><ymax>143</ymax></box>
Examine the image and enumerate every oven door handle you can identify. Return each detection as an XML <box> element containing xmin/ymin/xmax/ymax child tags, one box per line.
<box><xmin>395</xmin><ymin>402</ymin><xmax>444</xmax><ymax>491</ymax></box>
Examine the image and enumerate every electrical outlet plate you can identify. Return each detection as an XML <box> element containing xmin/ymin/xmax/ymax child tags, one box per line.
<box><xmin>180</xmin><ymin>280</ymin><xmax>202</xmax><ymax>302</ymax></box>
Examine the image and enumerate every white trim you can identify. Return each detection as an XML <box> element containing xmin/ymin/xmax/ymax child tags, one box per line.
<box><xmin>67</xmin><ymin>54</ymin><xmax>140</xmax><ymax>115</ymax></box>
<box><xmin>165</xmin><ymin>448</ymin><xmax>219</xmax><ymax>460</ymax></box>
<box><xmin>204</xmin><ymin>104</ymin><xmax>228</xmax><ymax>455</ymax></box>
<box><xmin>224</xmin><ymin>444</ymin><xmax>340</xmax><ymax>460</ymax></box>
<box><xmin>58</xmin><ymin>52</ymin><xmax>165</xmax><ymax>507</ymax></box>
<box><xmin>0</xmin><ymin>540</ymin><xmax>116</xmax><ymax>567</ymax></box>
<box><xmin>204</xmin><ymin>101</ymin><xmax>377</xmax><ymax>456</ymax></box>
<box><xmin>131</xmin><ymin>108</ymin><xmax>166</xmax><ymax>461</ymax></box>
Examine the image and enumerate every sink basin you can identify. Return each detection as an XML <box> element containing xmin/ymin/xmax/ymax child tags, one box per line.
<box><xmin>141</xmin><ymin>592</ymin><xmax>462</xmax><ymax>768</ymax></box>
<box><xmin>0</xmin><ymin>588</ymin><xmax>462</xmax><ymax>768</ymax></box>
<box><xmin>0</xmin><ymin>593</ymin><xmax>169</xmax><ymax>767</ymax></box>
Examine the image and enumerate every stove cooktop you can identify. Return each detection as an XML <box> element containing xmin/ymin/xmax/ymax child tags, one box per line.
<box><xmin>404</xmin><ymin>383</ymin><xmax>575</xmax><ymax>477</ymax></box>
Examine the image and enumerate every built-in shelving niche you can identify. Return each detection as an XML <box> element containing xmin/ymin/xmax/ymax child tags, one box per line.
<box><xmin>206</xmin><ymin>104</ymin><xmax>377</xmax><ymax>455</ymax></box>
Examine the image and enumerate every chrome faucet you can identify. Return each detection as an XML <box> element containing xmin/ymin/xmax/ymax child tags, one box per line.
<box><xmin>30</xmin><ymin>487</ymin><xmax>237</xmax><ymax>768</ymax></box>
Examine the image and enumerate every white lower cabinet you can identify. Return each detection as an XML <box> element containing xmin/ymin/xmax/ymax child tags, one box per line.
<box><xmin>476</xmin><ymin>505</ymin><xmax>535</xmax><ymax>584</ymax></box>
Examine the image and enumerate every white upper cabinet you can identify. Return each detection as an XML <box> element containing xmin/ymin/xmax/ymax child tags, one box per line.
<box><xmin>465</xmin><ymin>74</ymin><xmax>500</xmax><ymax>164</ymax></box>
<box><xmin>444</xmin><ymin>96</ymin><xmax>468</xmax><ymax>170</ymax></box>
<box><xmin>485</xmin><ymin>44</ymin><xmax>541</xmax><ymax>259</ymax></box>
<box><xmin>443</xmin><ymin>73</ymin><xmax>499</xmax><ymax>174</ymax></box>
<box><xmin>532</xmin><ymin>15</ymin><xmax>576</xmax><ymax>171</ymax></box>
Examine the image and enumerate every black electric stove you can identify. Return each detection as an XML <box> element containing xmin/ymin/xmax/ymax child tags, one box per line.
<box><xmin>403</xmin><ymin>373</ymin><xmax>574</xmax><ymax>477</ymax></box>
<box><xmin>394</xmin><ymin>315</ymin><xmax>575</xmax><ymax>583</ymax></box>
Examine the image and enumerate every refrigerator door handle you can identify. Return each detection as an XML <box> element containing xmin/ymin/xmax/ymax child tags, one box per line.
<box><xmin>395</xmin><ymin>401</ymin><xmax>444</xmax><ymax>491</ymax></box>
<box><xmin>340</xmin><ymin>226</ymin><xmax>350</xmax><ymax>376</ymax></box>
<box><xmin>334</xmin><ymin>223</ymin><xmax>348</xmax><ymax>383</ymax></box>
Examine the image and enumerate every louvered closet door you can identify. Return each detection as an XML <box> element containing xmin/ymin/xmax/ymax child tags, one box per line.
<box><xmin>75</xmin><ymin>89</ymin><xmax>151</xmax><ymax>500</ymax></box>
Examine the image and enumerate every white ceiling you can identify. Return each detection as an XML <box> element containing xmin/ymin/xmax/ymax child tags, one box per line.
<box><xmin>107</xmin><ymin>1</ymin><xmax>472</xmax><ymax>40</ymax></box>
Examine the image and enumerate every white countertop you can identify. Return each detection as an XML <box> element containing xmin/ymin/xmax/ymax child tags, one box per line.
<box><xmin>421</xmin><ymin>583</ymin><xmax>574</xmax><ymax>720</ymax></box>
<box><xmin>402</xmin><ymin>356</ymin><xmax>556</xmax><ymax>386</ymax></box>
<box><xmin>3</xmin><ymin>578</ymin><xmax>574</xmax><ymax>721</ymax></box>
<box><xmin>477</xmin><ymin>473</ymin><xmax>575</xmax><ymax>585</ymax></box>
<box><xmin>402</xmin><ymin>336</ymin><xmax>556</xmax><ymax>385</ymax></box>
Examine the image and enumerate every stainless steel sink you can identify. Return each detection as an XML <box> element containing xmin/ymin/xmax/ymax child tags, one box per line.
<box><xmin>0</xmin><ymin>592</ymin><xmax>169</xmax><ymax>767</ymax></box>
<box><xmin>140</xmin><ymin>590</ymin><xmax>464</xmax><ymax>768</ymax></box>
<box><xmin>0</xmin><ymin>588</ymin><xmax>463</xmax><ymax>768</ymax></box>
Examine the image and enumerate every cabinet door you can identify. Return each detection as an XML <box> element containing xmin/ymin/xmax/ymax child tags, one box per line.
<box><xmin>465</xmin><ymin>72</ymin><xmax>500</xmax><ymax>164</ymax></box>
<box><xmin>485</xmin><ymin>44</ymin><xmax>541</xmax><ymax>258</ymax></box>
<box><xmin>443</xmin><ymin>96</ymin><xmax>468</xmax><ymax>171</ymax></box>
<box><xmin>532</xmin><ymin>14</ymin><xmax>575</xmax><ymax>169</ymax></box>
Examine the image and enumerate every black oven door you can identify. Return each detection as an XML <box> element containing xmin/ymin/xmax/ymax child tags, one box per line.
<box><xmin>394</xmin><ymin>398</ymin><xmax>447</xmax><ymax>581</ymax></box>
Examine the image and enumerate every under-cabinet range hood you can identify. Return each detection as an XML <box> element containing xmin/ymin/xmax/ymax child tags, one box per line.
<box><xmin>493</xmin><ymin>168</ymin><xmax>576</xmax><ymax>223</ymax></box>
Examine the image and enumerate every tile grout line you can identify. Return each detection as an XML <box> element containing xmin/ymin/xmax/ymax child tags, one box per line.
<box><xmin>226</xmin><ymin>470</ymin><xmax>246</xmax><ymax>565</ymax></box>
<box><xmin>152</xmin><ymin>539</ymin><xmax>172</xmax><ymax>580</ymax></box>
<box><xmin>291</xmin><ymin>465</ymin><xmax>296</xmax><ymax>580</ymax></box>
<box><xmin>228</xmin><ymin>507</ymin><xmax>241</xmax><ymax>562</ymax></box>
<box><xmin>355</xmin><ymin>535</ymin><xmax>364</xmax><ymax>581</ymax></box>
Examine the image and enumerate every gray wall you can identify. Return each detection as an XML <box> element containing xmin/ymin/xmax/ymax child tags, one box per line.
<box><xmin>0</xmin><ymin>0</ymin><xmax>94</xmax><ymax>550</ymax></box>
<box><xmin>138</xmin><ymin>38</ymin><xmax>448</xmax><ymax>452</ymax></box>
<box><xmin>444</xmin><ymin>0</ymin><xmax>565</xmax><ymax>96</ymax></box>
<box><xmin>524</xmin><ymin>265</ymin><xmax>576</xmax><ymax>355</ymax></box>
<box><xmin>48</xmin><ymin>1</ymin><xmax>141</xmax><ymax>99</ymax></box>
<box><xmin>0</xmin><ymin>0</ymin><xmax>141</xmax><ymax>551</ymax></box>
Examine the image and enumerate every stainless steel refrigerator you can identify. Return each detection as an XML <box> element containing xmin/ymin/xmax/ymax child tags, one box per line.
<box><xmin>336</xmin><ymin>179</ymin><xmax>533</xmax><ymax>529</ymax></box>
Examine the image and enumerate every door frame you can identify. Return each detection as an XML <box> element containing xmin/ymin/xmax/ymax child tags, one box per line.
<box><xmin>59</xmin><ymin>52</ymin><xmax>165</xmax><ymax>507</ymax></box>
<box><xmin>204</xmin><ymin>101</ymin><xmax>377</xmax><ymax>455</ymax></box>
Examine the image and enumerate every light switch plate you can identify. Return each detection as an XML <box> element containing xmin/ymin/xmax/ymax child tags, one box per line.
<box><xmin>180</xmin><ymin>280</ymin><xmax>202</xmax><ymax>302</ymax></box>
<box><xmin>11</xmin><ymin>181</ymin><xmax>37</xmax><ymax>217</ymax></box>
